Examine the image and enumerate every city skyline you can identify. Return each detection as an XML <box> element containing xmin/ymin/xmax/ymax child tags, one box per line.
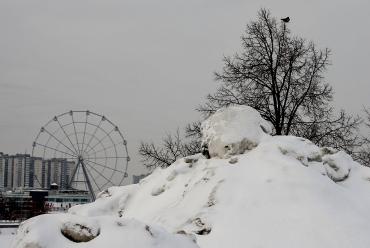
<box><xmin>0</xmin><ymin>152</ymin><xmax>76</xmax><ymax>191</ymax></box>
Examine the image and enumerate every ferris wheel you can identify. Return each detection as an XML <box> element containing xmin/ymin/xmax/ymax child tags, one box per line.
<box><xmin>32</xmin><ymin>110</ymin><xmax>130</xmax><ymax>201</ymax></box>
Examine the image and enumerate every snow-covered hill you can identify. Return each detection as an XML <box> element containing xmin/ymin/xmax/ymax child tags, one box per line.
<box><xmin>12</xmin><ymin>106</ymin><xmax>370</xmax><ymax>248</ymax></box>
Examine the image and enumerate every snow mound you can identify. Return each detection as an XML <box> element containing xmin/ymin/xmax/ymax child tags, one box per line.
<box><xmin>12</xmin><ymin>105</ymin><xmax>370</xmax><ymax>248</ymax></box>
<box><xmin>201</xmin><ymin>105</ymin><xmax>272</xmax><ymax>158</ymax></box>
<box><xmin>12</xmin><ymin>214</ymin><xmax>199</xmax><ymax>248</ymax></box>
<box><xmin>66</xmin><ymin>139</ymin><xmax>370</xmax><ymax>247</ymax></box>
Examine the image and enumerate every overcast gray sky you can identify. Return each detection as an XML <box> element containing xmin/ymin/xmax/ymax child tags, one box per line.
<box><xmin>1</xmin><ymin>0</ymin><xmax>370</xmax><ymax>177</ymax></box>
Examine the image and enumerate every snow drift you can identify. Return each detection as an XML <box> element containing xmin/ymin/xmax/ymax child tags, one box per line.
<box><xmin>12</xmin><ymin>105</ymin><xmax>370</xmax><ymax>248</ymax></box>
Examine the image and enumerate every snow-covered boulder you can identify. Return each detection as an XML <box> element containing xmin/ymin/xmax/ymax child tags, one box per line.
<box><xmin>12</xmin><ymin>214</ymin><xmax>199</xmax><ymax>248</ymax></box>
<box><xmin>201</xmin><ymin>105</ymin><xmax>272</xmax><ymax>158</ymax></box>
<box><xmin>61</xmin><ymin>220</ymin><xmax>100</xmax><ymax>243</ymax></box>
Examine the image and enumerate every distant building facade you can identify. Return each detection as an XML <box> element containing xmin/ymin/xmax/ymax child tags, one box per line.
<box><xmin>0</xmin><ymin>152</ymin><xmax>12</xmax><ymax>190</ymax></box>
<box><xmin>0</xmin><ymin>189</ymin><xmax>91</xmax><ymax>220</ymax></box>
<box><xmin>0</xmin><ymin>153</ymin><xmax>76</xmax><ymax>191</ymax></box>
<box><xmin>10</xmin><ymin>154</ymin><xmax>32</xmax><ymax>188</ymax></box>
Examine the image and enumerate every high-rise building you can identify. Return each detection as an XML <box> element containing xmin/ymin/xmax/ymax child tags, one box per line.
<box><xmin>32</xmin><ymin>157</ymin><xmax>44</xmax><ymax>188</ymax></box>
<box><xmin>61</xmin><ymin>160</ymin><xmax>76</xmax><ymax>189</ymax></box>
<box><xmin>0</xmin><ymin>153</ymin><xmax>12</xmax><ymax>189</ymax></box>
<box><xmin>10</xmin><ymin>154</ymin><xmax>32</xmax><ymax>188</ymax></box>
<box><xmin>0</xmin><ymin>153</ymin><xmax>31</xmax><ymax>190</ymax></box>
<box><xmin>45</xmin><ymin>158</ymin><xmax>75</xmax><ymax>190</ymax></box>
<box><xmin>0</xmin><ymin>153</ymin><xmax>76</xmax><ymax>191</ymax></box>
<box><xmin>0</xmin><ymin>153</ymin><xmax>5</xmax><ymax>190</ymax></box>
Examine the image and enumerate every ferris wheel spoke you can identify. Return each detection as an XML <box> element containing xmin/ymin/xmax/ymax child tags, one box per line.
<box><xmin>82</xmin><ymin>171</ymin><xmax>88</xmax><ymax>192</ymax></box>
<box><xmin>35</xmin><ymin>142</ymin><xmax>77</xmax><ymax>158</ymax></box>
<box><xmin>84</xmin><ymin>164</ymin><xmax>102</xmax><ymax>192</ymax></box>
<box><xmin>84</xmin><ymin>133</ymin><xmax>109</xmax><ymax>158</ymax></box>
<box><xmin>84</xmin><ymin>158</ymin><xmax>125</xmax><ymax>174</ymax></box>
<box><xmin>74</xmin><ymin>163</ymin><xmax>81</xmax><ymax>188</ymax></box>
<box><xmin>85</xmin><ymin>128</ymin><xmax>115</xmax><ymax>155</ymax></box>
<box><xmin>42</xmin><ymin>135</ymin><xmax>53</xmax><ymax>160</ymax></box>
<box><xmin>84</xmin><ymin>156</ymin><xmax>128</xmax><ymax>160</ymax></box>
<box><xmin>59</xmin><ymin>130</ymin><xmax>98</xmax><ymax>160</ymax></box>
<box><xmin>84</xmin><ymin>119</ymin><xmax>103</xmax><ymax>155</ymax></box>
<box><xmin>68</xmin><ymin>162</ymin><xmax>79</xmax><ymax>188</ymax></box>
<box><xmin>84</xmin><ymin>161</ymin><xmax>113</xmax><ymax>185</ymax></box>
<box><xmin>81</xmin><ymin>112</ymin><xmax>89</xmax><ymax>154</ymax></box>
<box><xmin>83</xmin><ymin>144</ymin><xmax>98</xmax><ymax>161</ymax></box>
<box><xmin>93</xmin><ymin>142</ymin><xmax>121</xmax><ymax>155</ymax></box>
<box><xmin>83</xmin><ymin>132</ymin><xmax>109</xmax><ymax>176</ymax></box>
<box><xmin>42</xmin><ymin>127</ymin><xmax>78</xmax><ymax>156</ymax></box>
<box><xmin>55</xmin><ymin>118</ymin><xmax>79</xmax><ymax>154</ymax></box>
<box><xmin>100</xmin><ymin>180</ymin><xmax>111</xmax><ymax>190</ymax></box>
<box><xmin>70</xmin><ymin>112</ymin><xmax>82</xmax><ymax>155</ymax></box>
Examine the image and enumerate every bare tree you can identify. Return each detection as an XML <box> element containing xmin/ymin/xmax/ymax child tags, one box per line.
<box><xmin>357</xmin><ymin>108</ymin><xmax>370</xmax><ymax>166</ymax></box>
<box><xmin>291</xmin><ymin>110</ymin><xmax>362</xmax><ymax>154</ymax></box>
<box><xmin>139</xmin><ymin>8</ymin><xmax>362</xmax><ymax>170</ymax></box>
<box><xmin>139</xmin><ymin>129</ymin><xmax>201</xmax><ymax>170</ymax></box>
<box><xmin>198</xmin><ymin>8</ymin><xmax>361</xmax><ymax>153</ymax></box>
<box><xmin>185</xmin><ymin>121</ymin><xmax>202</xmax><ymax>139</ymax></box>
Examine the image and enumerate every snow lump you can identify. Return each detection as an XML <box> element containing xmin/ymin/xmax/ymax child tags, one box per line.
<box><xmin>201</xmin><ymin>105</ymin><xmax>272</xmax><ymax>158</ymax></box>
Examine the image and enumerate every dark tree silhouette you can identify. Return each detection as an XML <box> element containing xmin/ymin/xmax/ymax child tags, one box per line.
<box><xmin>357</xmin><ymin>108</ymin><xmax>370</xmax><ymax>166</ymax></box>
<box><xmin>198</xmin><ymin>8</ymin><xmax>361</xmax><ymax>154</ymax></box>
<box><xmin>139</xmin><ymin>129</ymin><xmax>201</xmax><ymax>170</ymax></box>
<box><xmin>139</xmin><ymin>8</ymin><xmax>361</xmax><ymax>169</ymax></box>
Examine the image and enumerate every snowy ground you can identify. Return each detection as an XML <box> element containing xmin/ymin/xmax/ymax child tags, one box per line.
<box><xmin>11</xmin><ymin>106</ymin><xmax>370</xmax><ymax>248</ymax></box>
<box><xmin>0</xmin><ymin>228</ymin><xmax>17</xmax><ymax>247</ymax></box>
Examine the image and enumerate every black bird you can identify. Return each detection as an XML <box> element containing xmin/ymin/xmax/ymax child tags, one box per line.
<box><xmin>281</xmin><ymin>17</ymin><xmax>290</xmax><ymax>23</ymax></box>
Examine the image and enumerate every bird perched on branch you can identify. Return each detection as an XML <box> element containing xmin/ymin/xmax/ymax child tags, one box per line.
<box><xmin>281</xmin><ymin>17</ymin><xmax>290</xmax><ymax>23</ymax></box>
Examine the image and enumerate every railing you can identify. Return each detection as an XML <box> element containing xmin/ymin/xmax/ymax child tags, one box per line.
<box><xmin>0</xmin><ymin>220</ymin><xmax>21</xmax><ymax>228</ymax></box>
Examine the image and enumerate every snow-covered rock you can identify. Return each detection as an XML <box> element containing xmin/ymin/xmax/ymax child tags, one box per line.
<box><xmin>12</xmin><ymin>214</ymin><xmax>199</xmax><ymax>248</ymax></box>
<box><xmin>12</xmin><ymin>105</ymin><xmax>370</xmax><ymax>248</ymax></box>
<box><xmin>201</xmin><ymin>105</ymin><xmax>272</xmax><ymax>158</ymax></box>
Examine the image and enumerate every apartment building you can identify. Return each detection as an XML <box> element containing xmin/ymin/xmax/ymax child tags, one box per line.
<box><xmin>0</xmin><ymin>153</ymin><xmax>76</xmax><ymax>191</ymax></box>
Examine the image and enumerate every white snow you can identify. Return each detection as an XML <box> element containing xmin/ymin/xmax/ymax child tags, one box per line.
<box><xmin>12</xmin><ymin>214</ymin><xmax>198</xmax><ymax>248</ymax></box>
<box><xmin>0</xmin><ymin>228</ymin><xmax>17</xmax><ymax>247</ymax></box>
<box><xmin>201</xmin><ymin>105</ymin><xmax>272</xmax><ymax>158</ymax></box>
<box><xmin>11</xmin><ymin>105</ymin><xmax>370</xmax><ymax>248</ymax></box>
